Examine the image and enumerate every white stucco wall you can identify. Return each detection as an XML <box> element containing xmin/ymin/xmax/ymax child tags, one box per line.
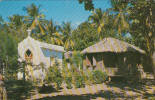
<box><xmin>17</xmin><ymin>36</ymin><xmax>64</xmax><ymax>82</ymax></box>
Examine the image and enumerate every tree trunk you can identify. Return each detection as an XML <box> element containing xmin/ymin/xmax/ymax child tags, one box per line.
<box><xmin>152</xmin><ymin>47</ymin><xmax>155</xmax><ymax>79</ymax></box>
<box><xmin>149</xmin><ymin>0</ymin><xmax>155</xmax><ymax>79</ymax></box>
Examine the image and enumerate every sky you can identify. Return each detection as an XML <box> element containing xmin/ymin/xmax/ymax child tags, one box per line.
<box><xmin>0</xmin><ymin>0</ymin><xmax>111</xmax><ymax>27</ymax></box>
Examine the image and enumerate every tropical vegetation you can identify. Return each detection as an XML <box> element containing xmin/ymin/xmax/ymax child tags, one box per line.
<box><xmin>0</xmin><ymin>0</ymin><xmax>154</xmax><ymax>99</ymax></box>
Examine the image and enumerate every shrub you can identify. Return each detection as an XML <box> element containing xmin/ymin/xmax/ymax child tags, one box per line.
<box><xmin>52</xmin><ymin>67</ymin><xmax>62</xmax><ymax>90</ymax></box>
<box><xmin>62</xmin><ymin>64</ymin><xmax>73</xmax><ymax>89</ymax></box>
<box><xmin>70</xmin><ymin>51</ymin><xmax>83</xmax><ymax>70</ymax></box>
<box><xmin>85</xmin><ymin>69</ymin><xmax>94</xmax><ymax>85</ymax></box>
<box><xmin>74</xmin><ymin>74</ymin><xmax>85</xmax><ymax>88</ymax></box>
<box><xmin>92</xmin><ymin>70</ymin><xmax>108</xmax><ymax>84</ymax></box>
<box><xmin>55</xmin><ymin>77</ymin><xmax>63</xmax><ymax>90</ymax></box>
<box><xmin>45</xmin><ymin>65</ymin><xmax>62</xmax><ymax>90</ymax></box>
<box><xmin>65</xmin><ymin>76</ymin><xmax>72</xmax><ymax>89</ymax></box>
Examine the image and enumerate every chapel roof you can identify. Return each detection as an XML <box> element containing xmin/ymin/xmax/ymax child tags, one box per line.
<box><xmin>19</xmin><ymin>36</ymin><xmax>64</xmax><ymax>52</ymax></box>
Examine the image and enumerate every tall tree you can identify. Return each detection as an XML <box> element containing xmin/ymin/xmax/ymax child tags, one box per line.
<box><xmin>72</xmin><ymin>22</ymin><xmax>99</xmax><ymax>50</ymax></box>
<box><xmin>8</xmin><ymin>14</ymin><xmax>27</xmax><ymax>39</ymax></box>
<box><xmin>89</xmin><ymin>8</ymin><xmax>104</xmax><ymax>33</ymax></box>
<box><xmin>111</xmin><ymin>0</ymin><xmax>129</xmax><ymax>35</ymax></box>
<box><xmin>60</xmin><ymin>22</ymin><xmax>74</xmax><ymax>50</ymax></box>
<box><xmin>78</xmin><ymin>0</ymin><xmax>94</xmax><ymax>11</ymax></box>
<box><xmin>80</xmin><ymin>0</ymin><xmax>155</xmax><ymax>79</ymax></box>
<box><xmin>0</xmin><ymin>32</ymin><xmax>18</xmax><ymax>78</ymax></box>
<box><xmin>89</xmin><ymin>8</ymin><xmax>115</xmax><ymax>39</ymax></box>
<box><xmin>45</xmin><ymin>19</ymin><xmax>63</xmax><ymax>45</ymax></box>
<box><xmin>129</xmin><ymin>0</ymin><xmax>155</xmax><ymax>78</ymax></box>
<box><xmin>24</xmin><ymin>3</ymin><xmax>45</xmax><ymax>35</ymax></box>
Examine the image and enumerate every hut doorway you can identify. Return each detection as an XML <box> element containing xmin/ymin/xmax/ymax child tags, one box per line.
<box><xmin>25</xmin><ymin>49</ymin><xmax>33</xmax><ymax>63</ymax></box>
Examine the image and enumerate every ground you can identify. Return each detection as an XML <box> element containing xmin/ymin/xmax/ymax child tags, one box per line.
<box><xmin>5</xmin><ymin>79</ymin><xmax>155</xmax><ymax>100</ymax></box>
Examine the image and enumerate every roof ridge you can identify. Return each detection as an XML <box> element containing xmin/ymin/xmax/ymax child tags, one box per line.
<box><xmin>81</xmin><ymin>37</ymin><xmax>145</xmax><ymax>54</ymax></box>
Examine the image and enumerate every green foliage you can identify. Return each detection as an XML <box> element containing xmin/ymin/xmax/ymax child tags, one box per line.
<box><xmin>0</xmin><ymin>32</ymin><xmax>17</xmax><ymax>59</ymax></box>
<box><xmin>70</xmin><ymin>51</ymin><xmax>83</xmax><ymax>69</ymax></box>
<box><xmin>45</xmin><ymin>65</ymin><xmax>62</xmax><ymax>90</ymax></box>
<box><xmin>84</xmin><ymin>0</ymin><xmax>155</xmax><ymax>78</ymax></box>
<box><xmin>45</xmin><ymin>19</ymin><xmax>63</xmax><ymax>45</ymax></box>
<box><xmin>84</xmin><ymin>69</ymin><xmax>94</xmax><ymax>85</ymax></box>
<box><xmin>65</xmin><ymin>76</ymin><xmax>72</xmax><ymax>89</ymax></box>
<box><xmin>71</xmin><ymin>68</ymin><xmax>86</xmax><ymax>88</ymax></box>
<box><xmin>74</xmin><ymin>74</ymin><xmax>85</xmax><ymax>88</ymax></box>
<box><xmin>63</xmin><ymin>64</ymin><xmax>86</xmax><ymax>88</ymax></box>
<box><xmin>55</xmin><ymin>77</ymin><xmax>63</xmax><ymax>90</ymax></box>
<box><xmin>60</xmin><ymin>22</ymin><xmax>74</xmax><ymax>50</ymax></box>
<box><xmin>78</xmin><ymin>0</ymin><xmax>94</xmax><ymax>11</ymax></box>
<box><xmin>5</xmin><ymin>80</ymin><xmax>34</xmax><ymax>100</ymax></box>
<box><xmin>72</xmin><ymin>22</ymin><xmax>99</xmax><ymax>50</ymax></box>
<box><xmin>92</xmin><ymin>70</ymin><xmax>108</xmax><ymax>84</ymax></box>
<box><xmin>0</xmin><ymin>0</ymin><xmax>154</xmax><ymax>84</ymax></box>
<box><xmin>62</xmin><ymin>65</ymin><xmax>73</xmax><ymax>89</ymax></box>
<box><xmin>0</xmin><ymin>32</ymin><xmax>18</xmax><ymax>79</ymax></box>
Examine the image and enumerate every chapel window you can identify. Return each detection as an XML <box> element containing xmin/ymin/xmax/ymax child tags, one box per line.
<box><xmin>25</xmin><ymin>49</ymin><xmax>33</xmax><ymax>63</ymax></box>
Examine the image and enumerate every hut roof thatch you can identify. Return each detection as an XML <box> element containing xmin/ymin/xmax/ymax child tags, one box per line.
<box><xmin>81</xmin><ymin>37</ymin><xmax>145</xmax><ymax>54</ymax></box>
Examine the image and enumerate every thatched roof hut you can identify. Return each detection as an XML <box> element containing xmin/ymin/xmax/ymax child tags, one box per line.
<box><xmin>81</xmin><ymin>37</ymin><xmax>148</xmax><ymax>80</ymax></box>
<box><xmin>81</xmin><ymin>37</ymin><xmax>145</xmax><ymax>54</ymax></box>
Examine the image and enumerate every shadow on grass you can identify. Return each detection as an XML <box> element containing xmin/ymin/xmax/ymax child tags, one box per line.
<box><xmin>5</xmin><ymin>78</ymin><xmax>154</xmax><ymax>100</ymax></box>
<box><xmin>106</xmin><ymin>78</ymin><xmax>155</xmax><ymax>99</ymax></box>
<box><xmin>36</xmin><ymin>90</ymin><xmax>139</xmax><ymax>100</ymax></box>
<box><xmin>36</xmin><ymin>78</ymin><xmax>155</xmax><ymax>100</ymax></box>
<box><xmin>5</xmin><ymin>80</ymin><xmax>35</xmax><ymax>100</ymax></box>
<box><xmin>38</xmin><ymin>85</ymin><xmax>60</xmax><ymax>94</ymax></box>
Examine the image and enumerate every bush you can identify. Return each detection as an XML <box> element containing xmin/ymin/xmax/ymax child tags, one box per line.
<box><xmin>92</xmin><ymin>70</ymin><xmax>108</xmax><ymax>84</ymax></box>
<box><xmin>74</xmin><ymin>74</ymin><xmax>85</xmax><ymax>88</ymax></box>
<box><xmin>65</xmin><ymin>76</ymin><xmax>72</xmax><ymax>89</ymax></box>
<box><xmin>85</xmin><ymin>69</ymin><xmax>94</xmax><ymax>85</ymax></box>
<box><xmin>62</xmin><ymin>65</ymin><xmax>73</xmax><ymax>89</ymax></box>
<box><xmin>45</xmin><ymin>66</ymin><xmax>62</xmax><ymax>90</ymax></box>
<box><xmin>55</xmin><ymin>77</ymin><xmax>63</xmax><ymax>90</ymax></box>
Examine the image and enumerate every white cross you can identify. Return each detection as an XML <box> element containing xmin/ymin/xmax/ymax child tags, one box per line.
<box><xmin>27</xmin><ymin>29</ymin><xmax>31</xmax><ymax>36</ymax></box>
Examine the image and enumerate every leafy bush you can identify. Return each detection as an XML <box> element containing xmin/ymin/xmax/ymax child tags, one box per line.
<box><xmin>45</xmin><ymin>65</ymin><xmax>62</xmax><ymax>90</ymax></box>
<box><xmin>62</xmin><ymin>64</ymin><xmax>73</xmax><ymax>89</ymax></box>
<box><xmin>74</xmin><ymin>74</ymin><xmax>85</xmax><ymax>88</ymax></box>
<box><xmin>65</xmin><ymin>76</ymin><xmax>72</xmax><ymax>89</ymax></box>
<box><xmin>0</xmin><ymin>32</ymin><xmax>18</xmax><ymax>80</ymax></box>
<box><xmin>55</xmin><ymin>77</ymin><xmax>63</xmax><ymax>90</ymax></box>
<box><xmin>92</xmin><ymin>70</ymin><xmax>108</xmax><ymax>84</ymax></box>
<box><xmin>69</xmin><ymin>51</ymin><xmax>83</xmax><ymax>70</ymax></box>
<box><xmin>85</xmin><ymin>69</ymin><xmax>94</xmax><ymax>85</ymax></box>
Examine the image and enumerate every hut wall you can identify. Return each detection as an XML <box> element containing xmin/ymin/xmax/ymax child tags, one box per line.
<box><xmin>102</xmin><ymin>53</ymin><xmax>118</xmax><ymax>76</ymax></box>
<box><xmin>83</xmin><ymin>52</ymin><xmax>147</xmax><ymax>79</ymax></box>
<box><xmin>95</xmin><ymin>53</ymin><xmax>104</xmax><ymax>71</ymax></box>
<box><xmin>83</xmin><ymin>54</ymin><xmax>93</xmax><ymax>71</ymax></box>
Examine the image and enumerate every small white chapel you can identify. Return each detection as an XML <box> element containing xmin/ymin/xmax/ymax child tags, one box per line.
<box><xmin>17</xmin><ymin>29</ymin><xmax>64</xmax><ymax>81</ymax></box>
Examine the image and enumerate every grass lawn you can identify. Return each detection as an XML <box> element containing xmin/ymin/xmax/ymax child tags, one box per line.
<box><xmin>5</xmin><ymin>79</ymin><xmax>155</xmax><ymax>100</ymax></box>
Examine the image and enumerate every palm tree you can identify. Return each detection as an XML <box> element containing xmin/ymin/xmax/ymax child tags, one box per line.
<box><xmin>24</xmin><ymin>3</ymin><xmax>45</xmax><ymax>35</ymax></box>
<box><xmin>45</xmin><ymin>20</ymin><xmax>63</xmax><ymax>45</ymax></box>
<box><xmin>111</xmin><ymin>0</ymin><xmax>129</xmax><ymax>35</ymax></box>
<box><xmin>8</xmin><ymin>14</ymin><xmax>27</xmax><ymax>39</ymax></box>
<box><xmin>8</xmin><ymin>14</ymin><xmax>23</xmax><ymax>28</ymax></box>
<box><xmin>60</xmin><ymin>22</ymin><xmax>74</xmax><ymax>50</ymax></box>
<box><xmin>0</xmin><ymin>16</ymin><xmax>3</xmax><ymax>24</ymax></box>
<box><xmin>89</xmin><ymin>8</ymin><xmax>110</xmax><ymax>39</ymax></box>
